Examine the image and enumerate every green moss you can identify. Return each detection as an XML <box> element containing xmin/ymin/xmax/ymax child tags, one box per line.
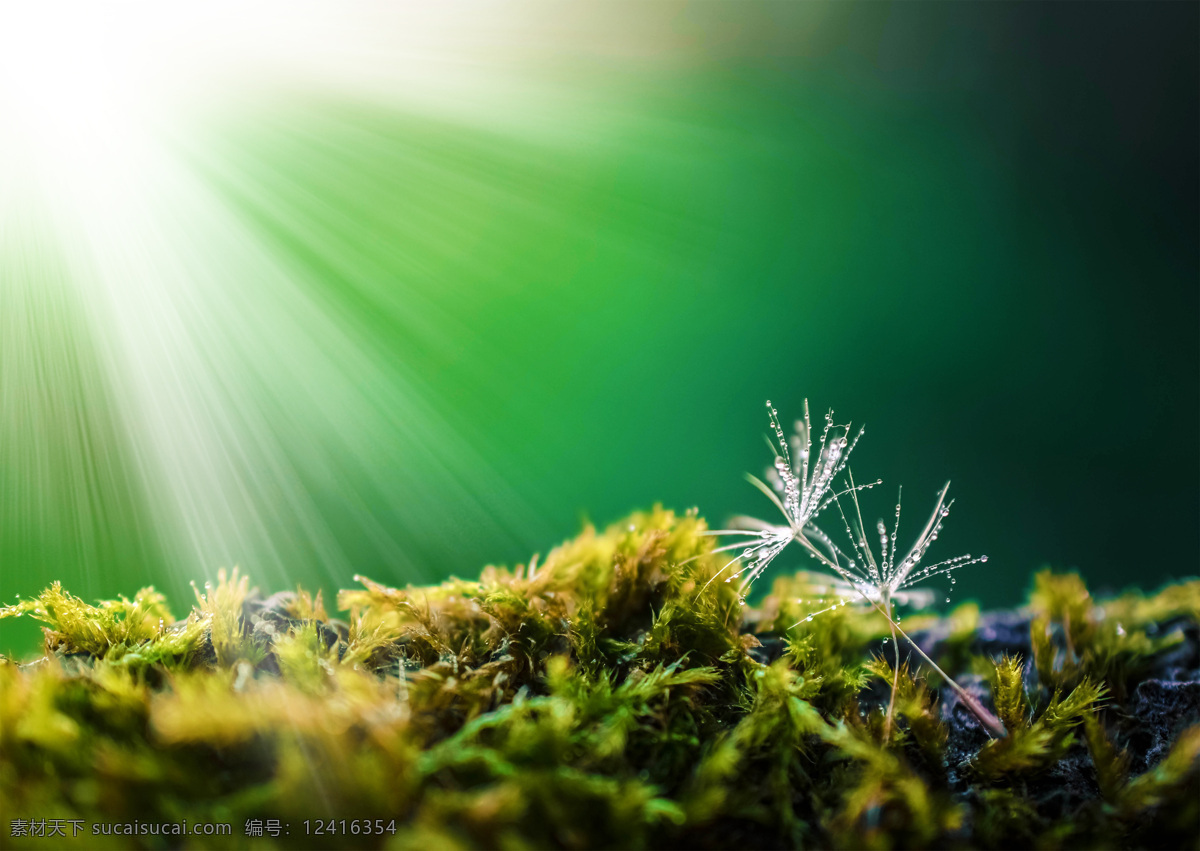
<box><xmin>0</xmin><ymin>508</ymin><xmax>1196</xmax><ymax>849</ymax></box>
<box><xmin>1</xmin><ymin>582</ymin><xmax>174</xmax><ymax>659</ymax></box>
<box><xmin>973</xmin><ymin>655</ymin><xmax>1105</xmax><ymax>779</ymax></box>
<box><xmin>1030</xmin><ymin>569</ymin><xmax>1196</xmax><ymax>702</ymax></box>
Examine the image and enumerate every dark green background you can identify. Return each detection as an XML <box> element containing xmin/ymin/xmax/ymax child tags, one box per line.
<box><xmin>2</xmin><ymin>3</ymin><xmax>1196</xmax><ymax>654</ymax></box>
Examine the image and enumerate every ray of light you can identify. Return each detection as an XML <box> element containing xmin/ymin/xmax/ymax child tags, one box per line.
<box><xmin>0</xmin><ymin>1</ymin><xmax>638</xmax><ymax>596</ymax></box>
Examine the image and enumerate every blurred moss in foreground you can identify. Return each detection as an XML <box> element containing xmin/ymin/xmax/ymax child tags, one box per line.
<box><xmin>1</xmin><ymin>508</ymin><xmax>1197</xmax><ymax>849</ymax></box>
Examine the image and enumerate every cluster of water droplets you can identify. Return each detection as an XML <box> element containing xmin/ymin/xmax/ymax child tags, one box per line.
<box><xmin>766</xmin><ymin>400</ymin><xmax>803</xmax><ymax>522</ymax></box>
<box><xmin>711</xmin><ymin>525</ymin><xmax>793</xmax><ymax>603</ymax></box>
<box><xmin>798</xmin><ymin>595</ymin><xmax>853</xmax><ymax>623</ymax></box>
<box><xmin>764</xmin><ymin>399</ymin><xmax>871</xmax><ymax>530</ymax></box>
<box><xmin>893</xmin><ymin>496</ymin><xmax>988</xmax><ymax>605</ymax></box>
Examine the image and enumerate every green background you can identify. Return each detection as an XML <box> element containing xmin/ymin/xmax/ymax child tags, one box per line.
<box><xmin>2</xmin><ymin>3</ymin><xmax>1196</xmax><ymax>655</ymax></box>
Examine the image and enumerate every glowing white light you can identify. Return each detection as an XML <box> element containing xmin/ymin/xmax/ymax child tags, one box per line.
<box><xmin>0</xmin><ymin>1</ymin><xmax>563</xmax><ymax>590</ymax></box>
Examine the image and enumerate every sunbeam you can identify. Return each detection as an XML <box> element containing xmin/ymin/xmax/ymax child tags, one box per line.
<box><xmin>0</xmin><ymin>1</ymin><xmax>583</xmax><ymax>596</ymax></box>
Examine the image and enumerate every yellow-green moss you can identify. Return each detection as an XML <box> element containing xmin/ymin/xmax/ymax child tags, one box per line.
<box><xmin>0</xmin><ymin>508</ymin><xmax>1196</xmax><ymax>849</ymax></box>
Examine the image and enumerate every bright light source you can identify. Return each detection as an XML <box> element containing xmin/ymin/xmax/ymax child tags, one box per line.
<box><xmin>0</xmin><ymin>1</ymin><xmax>556</xmax><ymax>590</ymax></box>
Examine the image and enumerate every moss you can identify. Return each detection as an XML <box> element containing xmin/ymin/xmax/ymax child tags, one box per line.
<box><xmin>1029</xmin><ymin>569</ymin><xmax>1196</xmax><ymax>703</ymax></box>
<box><xmin>972</xmin><ymin>655</ymin><xmax>1105</xmax><ymax>779</ymax></box>
<box><xmin>0</xmin><ymin>508</ymin><xmax>1197</xmax><ymax>849</ymax></box>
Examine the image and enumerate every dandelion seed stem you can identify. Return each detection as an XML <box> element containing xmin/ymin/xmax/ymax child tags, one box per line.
<box><xmin>884</xmin><ymin>590</ymin><xmax>900</xmax><ymax>743</ymax></box>
<box><xmin>871</xmin><ymin>599</ymin><xmax>1008</xmax><ymax>739</ymax></box>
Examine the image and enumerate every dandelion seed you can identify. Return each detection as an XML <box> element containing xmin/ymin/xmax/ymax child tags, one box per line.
<box><xmin>701</xmin><ymin>400</ymin><xmax>876</xmax><ymax>597</ymax></box>
<box><xmin>797</xmin><ymin>479</ymin><xmax>989</xmax><ymax>615</ymax></box>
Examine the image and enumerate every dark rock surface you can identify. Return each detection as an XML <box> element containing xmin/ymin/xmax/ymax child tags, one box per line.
<box><xmin>1125</xmin><ymin>679</ymin><xmax>1200</xmax><ymax>775</ymax></box>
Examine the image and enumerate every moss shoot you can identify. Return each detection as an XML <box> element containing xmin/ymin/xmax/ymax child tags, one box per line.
<box><xmin>1</xmin><ymin>508</ymin><xmax>1197</xmax><ymax>849</ymax></box>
